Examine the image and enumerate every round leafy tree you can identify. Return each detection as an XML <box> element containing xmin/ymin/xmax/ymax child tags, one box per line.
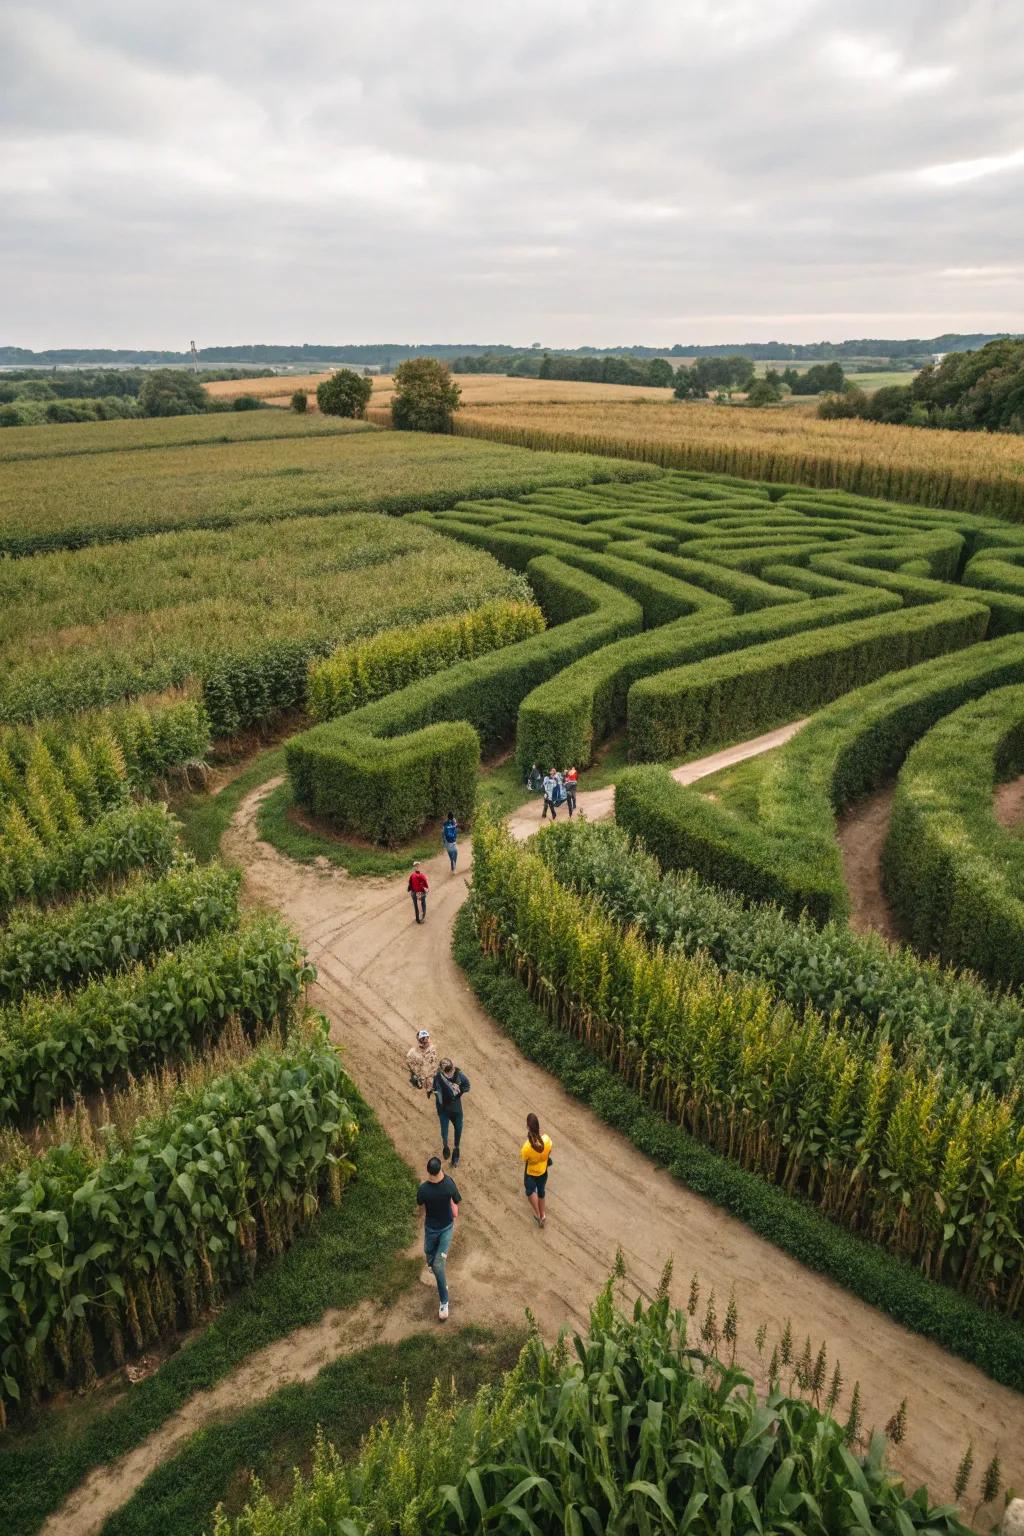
<box><xmin>391</xmin><ymin>358</ymin><xmax>461</xmax><ymax>433</ymax></box>
<box><xmin>316</xmin><ymin>369</ymin><xmax>373</xmax><ymax>418</ymax></box>
<box><xmin>291</xmin><ymin>390</ymin><xmax>308</xmax><ymax>413</ymax></box>
<box><xmin>138</xmin><ymin>370</ymin><xmax>208</xmax><ymax>417</ymax></box>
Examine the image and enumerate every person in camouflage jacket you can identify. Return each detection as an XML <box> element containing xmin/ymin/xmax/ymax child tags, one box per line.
<box><xmin>407</xmin><ymin>1027</ymin><xmax>439</xmax><ymax>1092</ymax></box>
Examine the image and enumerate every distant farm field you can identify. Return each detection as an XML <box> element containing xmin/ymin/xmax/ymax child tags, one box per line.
<box><xmin>0</xmin><ymin>407</ymin><xmax>370</xmax><ymax>463</ymax></box>
<box><xmin>0</xmin><ymin>513</ymin><xmax>529</xmax><ymax>722</ymax></box>
<box><xmin>207</xmin><ymin>370</ymin><xmax>676</xmax><ymax>412</ymax></box>
<box><xmin>452</xmin><ymin>398</ymin><xmax>1024</xmax><ymax>519</ymax></box>
<box><xmin>0</xmin><ymin>424</ymin><xmax>654</xmax><ymax>555</ymax></box>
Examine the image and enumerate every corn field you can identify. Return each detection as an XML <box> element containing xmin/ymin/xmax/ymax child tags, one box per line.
<box><xmin>472</xmin><ymin>818</ymin><xmax>1024</xmax><ymax>1316</ymax></box>
<box><xmin>215</xmin><ymin>1283</ymin><xmax>970</xmax><ymax>1536</ymax></box>
<box><xmin>452</xmin><ymin>400</ymin><xmax>1024</xmax><ymax>520</ymax></box>
<box><xmin>0</xmin><ymin>1021</ymin><xmax>356</xmax><ymax>1425</ymax></box>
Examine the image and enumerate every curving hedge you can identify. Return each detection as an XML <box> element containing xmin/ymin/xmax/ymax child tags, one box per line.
<box><xmin>885</xmin><ymin>683</ymin><xmax>1024</xmax><ymax>987</ymax></box>
<box><xmin>307</xmin><ymin>599</ymin><xmax>545</xmax><ymax>722</ymax></box>
<box><xmin>627</xmin><ymin>596</ymin><xmax>986</xmax><ymax>762</ymax></box>
<box><xmin>515</xmin><ymin>589</ymin><xmax>895</xmax><ymax>777</ymax></box>
<box><xmin>616</xmin><ymin>632</ymin><xmax>1024</xmax><ymax>924</ymax></box>
<box><xmin>286</xmin><ymin>557</ymin><xmax>642</xmax><ymax>843</ymax></box>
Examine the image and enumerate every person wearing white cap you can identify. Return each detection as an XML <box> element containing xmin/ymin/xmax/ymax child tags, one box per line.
<box><xmin>407</xmin><ymin>1026</ymin><xmax>439</xmax><ymax>1094</ymax></box>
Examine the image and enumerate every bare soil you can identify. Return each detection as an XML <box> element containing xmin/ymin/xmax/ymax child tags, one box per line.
<box><xmin>44</xmin><ymin>720</ymin><xmax>1024</xmax><ymax>1533</ymax></box>
<box><xmin>837</xmin><ymin>786</ymin><xmax>900</xmax><ymax>940</ymax></box>
<box><xmin>994</xmin><ymin>773</ymin><xmax>1024</xmax><ymax>829</ymax></box>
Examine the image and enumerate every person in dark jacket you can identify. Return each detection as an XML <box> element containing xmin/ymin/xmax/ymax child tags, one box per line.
<box><xmin>433</xmin><ymin>1056</ymin><xmax>470</xmax><ymax>1167</ymax></box>
<box><xmin>408</xmin><ymin>861</ymin><xmax>429</xmax><ymax>922</ymax></box>
<box><xmin>442</xmin><ymin>813</ymin><xmax>459</xmax><ymax>872</ymax></box>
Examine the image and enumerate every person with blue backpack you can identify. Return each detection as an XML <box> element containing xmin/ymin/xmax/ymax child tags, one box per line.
<box><xmin>442</xmin><ymin>812</ymin><xmax>459</xmax><ymax>872</ymax></box>
<box><xmin>542</xmin><ymin>769</ymin><xmax>564</xmax><ymax>820</ymax></box>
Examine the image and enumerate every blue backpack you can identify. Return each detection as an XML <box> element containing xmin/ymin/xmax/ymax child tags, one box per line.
<box><xmin>552</xmin><ymin>781</ymin><xmax>566</xmax><ymax>807</ymax></box>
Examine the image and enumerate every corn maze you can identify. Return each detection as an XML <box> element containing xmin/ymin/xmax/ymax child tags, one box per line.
<box><xmin>0</xmin><ymin>697</ymin><xmax>353</xmax><ymax>1427</ymax></box>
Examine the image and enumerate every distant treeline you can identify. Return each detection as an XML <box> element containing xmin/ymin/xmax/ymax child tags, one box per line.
<box><xmin>820</xmin><ymin>339</ymin><xmax>1024</xmax><ymax>434</ymax></box>
<box><xmin>2</xmin><ymin>332</ymin><xmax>1018</xmax><ymax>368</ymax></box>
<box><xmin>0</xmin><ymin>368</ymin><xmax>268</xmax><ymax>428</ymax></box>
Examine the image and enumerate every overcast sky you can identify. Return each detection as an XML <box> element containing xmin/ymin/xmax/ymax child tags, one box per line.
<box><xmin>3</xmin><ymin>0</ymin><xmax>1023</xmax><ymax>349</ymax></box>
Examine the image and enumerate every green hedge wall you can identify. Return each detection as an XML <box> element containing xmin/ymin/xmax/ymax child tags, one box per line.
<box><xmin>616</xmin><ymin>631</ymin><xmax>1024</xmax><ymax>924</ymax></box>
<box><xmin>885</xmin><ymin>682</ymin><xmax>1024</xmax><ymax>987</ymax></box>
<box><xmin>514</xmin><ymin>589</ymin><xmax>894</xmax><ymax>777</ymax></box>
<box><xmin>285</xmin><ymin>558</ymin><xmax>643</xmax><ymax>844</ymax></box>
<box><xmin>627</xmin><ymin>596</ymin><xmax>986</xmax><ymax>762</ymax></box>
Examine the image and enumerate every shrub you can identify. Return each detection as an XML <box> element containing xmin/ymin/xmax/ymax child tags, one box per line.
<box><xmin>290</xmin><ymin>390</ymin><xmax>308</xmax><ymax>413</ymax></box>
<box><xmin>307</xmin><ymin>599</ymin><xmax>545</xmax><ymax>722</ymax></box>
<box><xmin>138</xmin><ymin>371</ymin><xmax>207</xmax><ymax>418</ymax></box>
<box><xmin>627</xmin><ymin>597</ymin><xmax>986</xmax><ymax>762</ymax></box>
<box><xmin>231</xmin><ymin>395</ymin><xmax>261</xmax><ymax>412</ymax></box>
<box><xmin>0</xmin><ymin>913</ymin><xmax>313</xmax><ymax>1121</ymax></box>
<box><xmin>316</xmin><ymin>370</ymin><xmax>373</xmax><ymax>419</ymax></box>
<box><xmin>616</xmin><ymin>632</ymin><xmax>1024</xmax><ymax>924</ymax></box>
<box><xmin>0</xmin><ymin>1024</ymin><xmax>356</xmax><ymax>1423</ymax></box>
<box><xmin>286</xmin><ymin>558</ymin><xmax>642</xmax><ymax>843</ymax></box>
<box><xmin>391</xmin><ymin>358</ymin><xmax>461</xmax><ymax>433</ymax></box>
<box><xmin>885</xmin><ymin>683</ymin><xmax>1024</xmax><ymax>986</ymax></box>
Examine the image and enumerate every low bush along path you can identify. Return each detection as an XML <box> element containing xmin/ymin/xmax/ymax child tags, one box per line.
<box><xmin>51</xmin><ymin>722</ymin><xmax>1023</xmax><ymax>1530</ymax></box>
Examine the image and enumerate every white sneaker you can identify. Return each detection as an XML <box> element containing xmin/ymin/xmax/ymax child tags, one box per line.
<box><xmin>439</xmin><ymin>1301</ymin><xmax>449</xmax><ymax>1321</ymax></box>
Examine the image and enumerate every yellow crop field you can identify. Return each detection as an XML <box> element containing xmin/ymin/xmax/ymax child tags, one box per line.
<box><xmin>208</xmin><ymin>370</ymin><xmax>675</xmax><ymax>413</ymax></box>
<box><xmin>450</xmin><ymin>399</ymin><xmax>1024</xmax><ymax>519</ymax></box>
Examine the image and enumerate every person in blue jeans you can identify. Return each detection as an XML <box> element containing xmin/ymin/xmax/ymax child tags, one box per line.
<box><xmin>416</xmin><ymin>1155</ymin><xmax>461</xmax><ymax>1320</ymax></box>
<box><xmin>442</xmin><ymin>813</ymin><xmax>459</xmax><ymax>872</ymax></box>
<box><xmin>433</xmin><ymin>1058</ymin><xmax>470</xmax><ymax>1167</ymax></box>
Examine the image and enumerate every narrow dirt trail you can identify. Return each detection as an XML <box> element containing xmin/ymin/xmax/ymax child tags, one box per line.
<box><xmin>837</xmin><ymin>785</ymin><xmax>900</xmax><ymax>940</ymax></box>
<box><xmin>46</xmin><ymin>723</ymin><xmax>1022</xmax><ymax>1533</ymax></box>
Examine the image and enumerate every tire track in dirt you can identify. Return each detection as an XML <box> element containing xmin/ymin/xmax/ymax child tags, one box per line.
<box><xmin>44</xmin><ymin>722</ymin><xmax>1023</xmax><ymax>1533</ymax></box>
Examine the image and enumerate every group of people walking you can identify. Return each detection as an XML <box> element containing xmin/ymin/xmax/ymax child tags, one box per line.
<box><xmin>526</xmin><ymin>764</ymin><xmax>578</xmax><ymax>820</ymax></box>
<box><xmin>406</xmin><ymin>1025</ymin><xmax>553</xmax><ymax>1320</ymax></box>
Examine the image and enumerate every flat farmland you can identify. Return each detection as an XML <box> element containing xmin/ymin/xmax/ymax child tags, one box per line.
<box><xmin>0</xmin><ymin>407</ymin><xmax>370</xmax><ymax>463</ymax></box>
<box><xmin>207</xmin><ymin>370</ymin><xmax>676</xmax><ymax>411</ymax></box>
<box><xmin>452</xmin><ymin>397</ymin><xmax>1024</xmax><ymax>518</ymax></box>
<box><xmin>0</xmin><ymin>511</ymin><xmax>529</xmax><ymax>722</ymax></box>
<box><xmin>0</xmin><ymin>423</ymin><xmax>654</xmax><ymax>555</ymax></box>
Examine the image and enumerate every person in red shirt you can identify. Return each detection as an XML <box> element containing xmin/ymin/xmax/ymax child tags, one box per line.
<box><xmin>408</xmin><ymin>861</ymin><xmax>430</xmax><ymax>923</ymax></box>
<box><xmin>564</xmin><ymin>766</ymin><xmax>578</xmax><ymax>818</ymax></box>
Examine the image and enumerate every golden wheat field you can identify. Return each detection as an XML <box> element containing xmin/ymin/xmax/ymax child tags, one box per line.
<box><xmin>448</xmin><ymin>399</ymin><xmax>1024</xmax><ymax>518</ymax></box>
<box><xmin>206</xmin><ymin>371</ymin><xmax>675</xmax><ymax>412</ymax></box>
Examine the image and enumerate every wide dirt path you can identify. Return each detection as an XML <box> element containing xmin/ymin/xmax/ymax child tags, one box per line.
<box><xmin>45</xmin><ymin>725</ymin><xmax>1021</xmax><ymax>1533</ymax></box>
<box><xmin>221</xmin><ymin>724</ymin><xmax>1021</xmax><ymax>1500</ymax></box>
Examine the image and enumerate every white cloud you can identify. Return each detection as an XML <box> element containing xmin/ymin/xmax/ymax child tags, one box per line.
<box><xmin>2</xmin><ymin>0</ymin><xmax>1022</xmax><ymax>347</ymax></box>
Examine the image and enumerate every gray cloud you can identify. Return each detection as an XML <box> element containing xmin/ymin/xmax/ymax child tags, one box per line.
<box><xmin>3</xmin><ymin>0</ymin><xmax>1023</xmax><ymax>347</ymax></box>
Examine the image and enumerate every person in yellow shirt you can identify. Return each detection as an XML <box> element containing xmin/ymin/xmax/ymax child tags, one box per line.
<box><xmin>520</xmin><ymin>1113</ymin><xmax>552</xmax><ymax>1227</ymax></box>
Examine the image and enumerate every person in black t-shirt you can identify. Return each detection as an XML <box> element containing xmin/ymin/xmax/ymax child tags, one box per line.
<box><xmin>416</xmin><ymin>1155</ymin><xmax>461</xmax><ymax>1320</ymax></box>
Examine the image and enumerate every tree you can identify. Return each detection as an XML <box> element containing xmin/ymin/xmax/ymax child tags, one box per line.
<box><xmin>391</xmin><ymin>358</ymin><xmax>461</xmax><ymax>433</ymax></box>
<box><xmin>316</xmin><ymin>369</ymin><xmax>373</xmax><ymax>418</ymax></box>
<box><xmin>138</xmin><ymin>369</ymin><xmax>207</xmax><ymax>417</ymax></box>
<box><xmin>647</xmin><ymin>358</ymin><xmax>674</xmax><ymax>387</ymax></box>
<box><xmin>291</xmin><ymin>390</ymin><xmax>308</xmax><ymax>413</ymax></box>
<box><xmin>746</xmin><ymin>378</ymin><xmax>782</xmax><ymax>406</ymax></box>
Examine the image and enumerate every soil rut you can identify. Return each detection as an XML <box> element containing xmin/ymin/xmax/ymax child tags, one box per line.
<box><xmin>836</xmin><ymin>785</ymin><xmax>900</xmax><ymax>940</ymax></box>
<box><xmin>46</xmin><ymin>722</ymin><xmax>1023</xmax><ymax>1532</ymax></box>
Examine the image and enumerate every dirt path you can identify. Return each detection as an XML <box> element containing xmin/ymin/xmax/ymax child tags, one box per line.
<box><xmin>837</xmin><ymin>785</ymin><xmax>901</xmax><ymax>940</ymax></box>
<box><xmin>995</xmin><ymin>773</ymin><xmax>1024</xmax><ymax>829</ymax></box>
<box><xmin>46</xmin><ymin>724</ymin><xmax>1023</xmax><ymax>1532</ymax></box>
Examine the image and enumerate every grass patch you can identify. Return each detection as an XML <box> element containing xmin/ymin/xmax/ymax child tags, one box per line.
<box><xmin>99</xmin><ymin>1325</ymin><xmax>525</xmax><ymax>1536</ymax></box>
<box><xmin>257</xmin><ymin>778</ymin><xmax>440</xmax><ymax>877</ymax></box>
<box><xmin>0</xmin><ymin>1088</ymin><xmax>418</xmax><ymax>1536</ymax></box>
<box><xmin>690</xmin><ymin>749</ymin><xmax>773</xmax><ymax>816</ymax></box>
<box><xmin>173</xmin><ymin>745</ymin><xmax>288</xmax><ymax>862</ymax></box>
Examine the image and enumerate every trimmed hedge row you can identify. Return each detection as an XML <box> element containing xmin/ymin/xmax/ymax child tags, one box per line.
<box><xmin>0</xmin><ymin>860</ymin><xmax>241</xmax><ymax>1005</ymax></box>
<box><xmin>0</xmin><ymin>800</ymin><xmax>179</xmax><ymax>918</ymax></box>
<box><xmin>616</xmin><ymin>632</ymin><xmax>1024</xmax><ymax>924</ymax></box>
<box><xmin>452</xmin><ymin>905</ymin><xmax>1024</xmax><ymax>1391</ymax></box>
<box><xmin>307</xmin><ymin>600</ymin><xmax>545</xmax><ymax>722</ymax></box>
<box><xmin>0</xmin><ymin>913</ymin><xmax>313</xmax><ymax>1122</ymax></box>
<box><xmin>286</xmin><ymin>558</ymin><xmax>643</xmax><ymax>844</ymax></box>
<box><xmin>885</xmin><ymin>683</ymin><xmax>1024</xmax><ymax>988</ymax></box>
<box><xmin>628</xmin><ymin>596</ymin><xmax>987</xmax><ymax>762</ymax></box>
<box><xmin>514</xmin><ymin>589</ymin><xmax>896</xmax><ymax>778</ymax></box>
<box><xmin>536</xmin><ymin>817</ymin><xmax>1024</xmax><ymax>1094</ymax></box>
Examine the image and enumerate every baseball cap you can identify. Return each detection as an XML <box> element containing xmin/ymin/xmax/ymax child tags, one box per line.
<box><xmin>417</xmin><ymin>1029</ymin><xmax>430</xmax><ymax>1041</ymax></box>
